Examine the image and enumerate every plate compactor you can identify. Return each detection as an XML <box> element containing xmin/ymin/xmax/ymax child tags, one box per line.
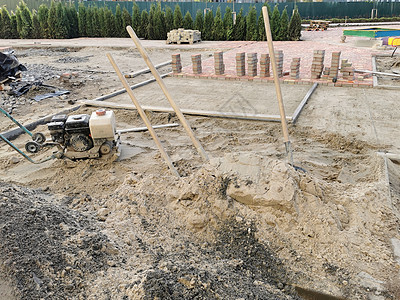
<box><xmin>0</xmin><ymin>108</ymin><xmax>121</xmax><ymax>164</ymax></box>
<box><xmin>43</xmin><ymin>109</ymin><xmax>121</xmax><ymax>160</ymax></box>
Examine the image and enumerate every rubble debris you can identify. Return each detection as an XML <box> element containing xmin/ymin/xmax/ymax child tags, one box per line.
<box><xmin>6</xmin><ymin>81</ymin><xmax>69</xmax><ymax>101</ymax></box>
<box><xmin>33</xmin><ymin>90</ymin><xmax>70</xmax><ymax>102</ymax></box>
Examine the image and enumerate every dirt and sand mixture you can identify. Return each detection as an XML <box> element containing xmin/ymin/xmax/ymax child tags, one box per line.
<box><xmin>1</xmin><ymin>33</ymin><xmax>400</xmax><ymax>300</ymax></box>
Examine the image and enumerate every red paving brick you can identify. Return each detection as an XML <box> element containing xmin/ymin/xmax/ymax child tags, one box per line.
<box><xmin>179</xmin><ymin>25</ymin><xmax>400</xmax><ymax>87</ymax></box>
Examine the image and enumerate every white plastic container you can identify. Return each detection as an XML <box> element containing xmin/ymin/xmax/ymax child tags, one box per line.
<box><xmin>89</xmin><ymin>109</ymin><xmax>116</xmax><ymax>139</ymax></box>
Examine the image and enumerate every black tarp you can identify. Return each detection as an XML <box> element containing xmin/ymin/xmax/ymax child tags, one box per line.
<box><xmin>0</xmin><ymin>51</ymin><xmax>27</xmax><ymax>82</ymax></box>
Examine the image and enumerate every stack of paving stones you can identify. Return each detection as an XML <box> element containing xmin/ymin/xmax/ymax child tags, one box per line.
<box><xmin>290</xmin><ymin>58</ymin><xmax>301</xmax><ymax>79</ymax></box>
<box><xmin>247</xmin><ymin>53</ymin><xmax>258</xmax><ymax>77</ymax></box>
<box><xmin>329</xmin><ymin>51</ymin><xmax>341</xmax><ymax>80</ymax></box>
<box><xmin>311</xmin><ymin>50</ymin><xmax>325</xmax><ymax>79</ymax></box>
<box><xmin>259</xmin><ymin>54</ymin><xmax>270</xmax><ymax>77</ymax></box>
<box><xmin>236</xmin><ymin>52</ymin><xmax>246</xmax><ymax>76</ymax></box>
<box><xmin>276</xmin><ymin>50</ymin><xmax>284</xmax><ymax>77</ymax></box>
<box><xmin>191</xmin><ymin>54</ymin><xmax>202</xmax><ymax>74</ymax></box>
<box><xmin>214</xmin><ymin>51</ymin><xmax>225</xmax><ymax>75</ymax></box>
<box><xmin>171</xmin><ymin>54</ymin><xmax>182</xmax><ymax>74</ymax></box>
<box><xmin>340</xmin><ymin>59</ymin><xmax>355</xmax><ymax>81</ymax></box>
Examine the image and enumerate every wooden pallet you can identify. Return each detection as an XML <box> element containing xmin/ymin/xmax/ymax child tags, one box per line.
<box><xmin>306</xmin><ymin>20</ymin><xmax>331</xmax><ymax>31</ymax></box>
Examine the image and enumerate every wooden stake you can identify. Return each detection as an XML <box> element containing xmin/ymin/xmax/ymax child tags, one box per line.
<box><xmin>107</xmin><ymin>53</ymin><xmax>180</xmax><ymax>177</ymax></box>
<box><xmin>126</xmin><ymin>26</ymin><xmax>209</xmax><ymax>162</ymax></box>
<box><xmin>262</xmin><ymin>6</ymin><xmax>293</xmax><ymax>163</ymax></box>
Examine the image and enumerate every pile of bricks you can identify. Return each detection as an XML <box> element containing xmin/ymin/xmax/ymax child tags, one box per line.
<box><xmin>276</xmin><ymin>50</ymin><xmax>284</xmax><ymax>78</ymax></box>
<box><xmin>247</xmin><ymin>53</ymin><xmax>258</xmax><ymax>77</ymax></box>
<box><xmin>171</xmin><ymin>54</ymin><xmax>182</xmax><ymax>74</ymax></box>
<box><xmin>329</xmin><ymin>51</ymin><xmax>341</xmax><ymax>80</ymax></box>
<box><xmin>311</xmin><ymin>50</ymin><xmax>325</xmax><ymax>79</ymax></box>
<box><xmin>259</xmin><ymin>54</ymin><xmax>270</xmax><ymax>77</ymax></box>
<box><xmin>340</xmin><ymin>59</ymin><xmax>355</xmax><ymax>81</ymax></box>
<box><xmin>236</xmin><ymin>52</ymin><xmax>246</xmax><ymax>76</ymax></box>
<box><xmin>167</xmin><ymin>28</ymin><xmax>201</xmax><ymax>44</ymax></box>
<box><xmin>290</xmin><ymin>58</ymin><xmax>301</xmax><ymax>79</ymax></box>
<box><xmin>214</xmin><ymin>51</ymin><xmax>225</xmax><ymax>75</ymax></box>
<box><xmin>191</xmin><ymin>54</ymin><xmax>202</xmax><ymax>74</ymax></box>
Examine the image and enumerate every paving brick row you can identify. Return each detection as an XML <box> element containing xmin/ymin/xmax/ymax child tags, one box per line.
<box><xmin>181</xmin><ymin>34</ymin><xmax>378</xmax><ymax>86</ymax></box>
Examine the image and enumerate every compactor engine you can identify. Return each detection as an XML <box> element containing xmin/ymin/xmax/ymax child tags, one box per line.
<box><xmin>47</xmin><ymin>109</ymin><xmax>120</xmax><ymax>160</ymax></box>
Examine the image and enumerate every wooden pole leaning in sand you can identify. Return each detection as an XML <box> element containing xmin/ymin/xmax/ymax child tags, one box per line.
<box><xmin>107</xmin><ymin>53</ymin><xmax>180</xmax><ymax>178</ymax></box>
<box><xmin>262</xmin><ymin>6</ymin><xmax>293</xmax><ymax>165</ymax></box>
<box><xmin>126</xmin><ymin>26</ymin><xmax>209</xmax><ymax>162</ymax></box>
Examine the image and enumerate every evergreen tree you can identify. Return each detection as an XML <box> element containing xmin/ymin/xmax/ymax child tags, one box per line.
<box><xmin>148</xmin><ymin>4</ymin><xmax>156</xmax><ymax>39</ymax></box>
<box><xmin>278</xmin><ymin>7</ymin><xmax>289</xmax><ymax>41</ymax></box>
<box><xmin>288</xmin><ymin>7</ymin><xmax>301</xmax><ymax>41</ymax></box>
<box><xmin>213</xmin><ymin>7</ymin><xmax>224</xmax><ymax>41</ymax></box>
<box><xmin>78</xmin><ymin>4</ymin><xmax>87</xmax><ymax>37</ymax></box>
<box><xmin>233</xmin><ymin>8</ymin><xmax>246</xmax><ymax>41</ymax></box>
<box><xmin>47</xmin><ymin>1</ymin><xmax>57</xmax><ymax>38</ymax></box>
<box><xmin>55</xmin><ymin>2</ymin><xmax>68</xmax><ymax>39</ymax></box>
<box><xmin>10</xmin><ymin>14</ymin><xmax>19</xmax><ymax>38</ymax></box>
<box><xmin>271</xmin><ymin>5</ymin><xmax>280</xmax><ymax>41</ymax></box>
<box><xmin>122</xmin><ymin>7</ymin><xmax>131</xmax><ymax>37</ymax></box>
<box><xmin>183</xmin><ymin>11</ymin><xmax>193</xmax><ymax>29</ymax></box>
<box><xmin>92</xmin><ymin>7</ymin><xmax>101</xmax><ymax>37</ymax></box>
<box><xmin>104</xmin><ymin>7</ymin><xmax>116</xmax><ymax>37</ymax></box>
<box><xmin>257</xmin><ymin>3</ymin><xmax>271</xmax><ymax>41</ymax></box>
<box><xmin>31</xmin><ymin>11</ymin><xmax>41</xmax><ymax>38</ymax></box>
<box><xmin>203</xmin><ymin>9</ymin><xmax>213</xmax><ymax>41</ymax></box>
<box><xmin>246</xmin><ymin>6</ymin><xmax>257</xmax><ymax>41</ymax></box>
<box><xmin>0</xmin><ymin>7</ymin><xmax>12</xmax><ymax>39</ymax></box>
<box><xmin>223</xmin><ymin>6</ymin><xmax>233</xmax><ymax>41</ymax></box>
<box><xmin>155</xmin><ymin>3</ymin><xmax>166</xmax><ymax>39</ymax></box>
<box><xmin>173</xmin><ymin>4</ymin><xmax>183</xmax><ymax>29</ymax></box>
<box><xmin>66</xmin><ymin>4</ymin><xmax>78</xmax><ymax>38</ymax></box>
<box><xmin>165</xmin><ymin>6</ymin><xmax>174</xmax><ymax>33</ymax></box>
<box><xmin>15</xmin><ymin>9</ymin><xmax>22</xmax><ymax>37</ymax></box>
<box><xmin>132</xmin><ymin>3</ymin><xmax>140</xmax><ymax>34</ymax></box>
<box><xmin>16</xmin><ymin>1</ymin><xmax>33</xmax><ymax>39</ymax></box>
<box><xmin>194</xmin><ymin>9</ymin><xmax>203</xmax><ymax>33</ymax></box>
<box><xmin>86</xmin><ymin>6</ymin><xmax>94</xmax><ymax>37</ymax></box>
<box><xmin>115</xmin><ymin>4</ymin><xmax>123</xmax><ymax>37</ymax></box>
<box><xmin>138</xmin><ymin>10</ymin><xmax>148</xmax><ymax>39</ymax></box>
<box><xmin>38</xmin><ymin>4</ymin><xmax>49</xmax><ymax>38</ymax></box>
<box><xmin>98</xmin><ymin>7</ymin><xmax>105</xmax><ymax>37</ymax></box>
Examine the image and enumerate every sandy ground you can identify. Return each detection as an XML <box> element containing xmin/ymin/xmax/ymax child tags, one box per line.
<box><xmin>1</xmin><ymin>27</ymin><xmax>400</xmax><ymax>299</ymax></box>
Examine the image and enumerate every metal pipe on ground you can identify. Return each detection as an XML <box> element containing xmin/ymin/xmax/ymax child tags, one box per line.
<box><xmin>124</xmin><ymin>60</ymin><xmax>171</xmax><ymax>78</ymax></box>
<box><xmin>81</xmin><ymin>100</ymin><xmax>289</xmax><ymax>122</ymax></box>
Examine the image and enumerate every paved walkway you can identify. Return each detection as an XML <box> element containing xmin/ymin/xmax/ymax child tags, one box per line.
<box><xmin>176</xmin><ymin>25</ymin><xmax>400</xmax><ymax>87</ymax></box>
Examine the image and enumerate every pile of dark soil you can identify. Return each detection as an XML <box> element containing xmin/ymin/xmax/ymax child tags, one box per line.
<box><xmin>143</xmin><ymin>219</ymin><xmax>300</xmax><ymax>300</ymax></box>
<box><xmin>0</xmin><ymin>181</ymin><xmax>114</xmax><ymax>299</ymax></box>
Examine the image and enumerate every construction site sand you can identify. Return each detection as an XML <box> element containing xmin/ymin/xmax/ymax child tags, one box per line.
<box><xmin>0</xmin><ymin>38</ymin><xmax>400</xmax><ymax>299</ymax></box>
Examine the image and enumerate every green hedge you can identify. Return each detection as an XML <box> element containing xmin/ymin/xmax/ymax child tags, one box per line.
<box><xmin>0</xmin><ymin>1</ymin><xmax>302</xmax><ymax>41</ymax></box>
